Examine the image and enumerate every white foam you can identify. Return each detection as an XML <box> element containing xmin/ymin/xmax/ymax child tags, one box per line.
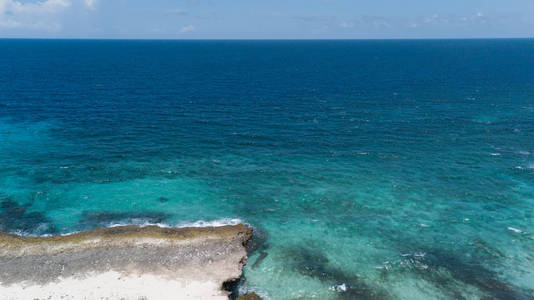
<box><xmin>177</xmin><ymin>218</ymin><xmax>243</xmax><ymax>228</ymax></box>
<box><xmin>330</xmin><ymin>283</ymin><xmax>347</xmax><ymax>293</ymax></box>
<box><xmin>518</xmin><ymin>151</ymin><xmax>530</xmax><ymax>155</ymax></box>
<box><xmin>401</xmin><ymin>252</ymin><xmax>425</xmax><ymax>258</ymax></box>
<box><xmin>414</xmin><ymin>252</ymin><xmax>426</xmax><ymax>258</ymax></box>
<box><xmin>108</xmin><ymin>221</ymin><xmax>171</xmax><ymax>228</ymax></box>
<box><xmin>507</xmin><ymin>227</ymin><xmax>522</xmax><ymax>233</ymax></box>
<box><xmin>489</xmin><ymin>153</ymin><xmax>501</xmax><ymax>156</ymax></box>
<box><xmin>7</xmin><ymin>223</ymin><xmax>56</xmax><ymax>237</ymax></box>
<box><xmin>105</xmin><ymin>218</ymin><xmax>243</xmax><ymax>230</ymax></box>
<box><xmin>17</xmin><ymin>219</ymin><xmax>245</xmax><ymax>238</ymax></box>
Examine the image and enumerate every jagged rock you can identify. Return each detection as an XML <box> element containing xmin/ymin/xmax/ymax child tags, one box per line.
<box><xmin>237</xmin><ymin>292</ymin><xmax>263</xmax><ymax>300</ymax></box>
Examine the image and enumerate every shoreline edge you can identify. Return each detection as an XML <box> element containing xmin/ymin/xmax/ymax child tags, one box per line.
<box><xmin>0</xmin><ymin>224</ymin><xmax>254</xmax><ymax>300</ymax></box>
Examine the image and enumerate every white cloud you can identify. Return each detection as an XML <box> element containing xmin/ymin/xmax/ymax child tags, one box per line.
<box><xmin>179</xmin><ymin>24</ymin><xmax>195</xmax><ymax>33</ymax></box>
<box><xmin>416</xmin><ymin>12</ymin><xmax>490</xmax><ymax>28</ymax></box>
<box><xmin>0</xmin><ymin>0</ymin><xmax>70</xmax><ymax>30</ymax></box>
<box><xmin>84</xmin><ymin>0</ymin><xmax>97</xmax><ymax>10</ymax></box>
<box><xmin>339</xmin><ymin>21</ymin><xmax>354</xmax><ymax>28</ymax></box>
<box><xmin>165</xmin><ymin>8</ymin><xmax>187</xmax><ymax>16</ymax></box>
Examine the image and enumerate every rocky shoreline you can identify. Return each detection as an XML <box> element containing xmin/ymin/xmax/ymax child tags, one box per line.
<box><xmin>0</xmin><ymin>224</ymin><xmax>254</xmax><ymax>299</ymax></box>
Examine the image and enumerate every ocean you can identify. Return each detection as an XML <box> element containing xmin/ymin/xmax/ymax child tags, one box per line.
<box><xmin>1</xmin><ymin>39</ymin><xmax>533</xmax><ymax>299</ymax></box>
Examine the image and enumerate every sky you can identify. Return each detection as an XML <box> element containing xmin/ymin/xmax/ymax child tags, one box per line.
<box><xmin>1</xmin><ymin>0</ymin><xmax>534</xmax><ymax>39</ymax></box>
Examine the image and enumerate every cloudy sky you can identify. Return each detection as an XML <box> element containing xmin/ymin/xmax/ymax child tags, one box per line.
<box><xmin>1</xmin><ymin>0</ymin><xmax>533</xmax><ymax>39</ymax></box>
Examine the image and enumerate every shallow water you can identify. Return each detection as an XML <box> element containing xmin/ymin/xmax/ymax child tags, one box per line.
<box><xmin>1</xmin><ymin>39</ymin><xmax>534</xmax><ymax>299</ymax></box>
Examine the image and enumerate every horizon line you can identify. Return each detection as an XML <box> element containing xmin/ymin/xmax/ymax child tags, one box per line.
<box><xmin>1</xmin><ymin>37</ymin><xmax>534</xmax><ymax>41</ymax></box>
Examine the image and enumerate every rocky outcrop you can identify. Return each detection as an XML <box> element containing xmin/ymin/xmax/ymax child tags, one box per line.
<box><xmin>0</xmin><ymin>224</ymin><xmax>253</xmax><ymax>300</ymax></box>
<box><xmin>236</xmin><ymin>292</ymin><xmax>263</xmax><ymax>300</ymax></box>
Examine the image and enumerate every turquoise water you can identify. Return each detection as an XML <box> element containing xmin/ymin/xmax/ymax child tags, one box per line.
<box><xmin>1</xmin><ymin>39</ymin><xmax>534</xmax><ymax>299</ymax></box>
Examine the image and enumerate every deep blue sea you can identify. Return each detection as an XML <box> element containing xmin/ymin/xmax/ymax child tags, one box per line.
<box><xmin>1</xmin><ymin>39</ymin><xmax>534</xmax><ymax>299</ymax></box>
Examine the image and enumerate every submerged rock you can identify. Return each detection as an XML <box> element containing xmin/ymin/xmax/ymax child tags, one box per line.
<box><xmin>0</xmin><ymin>224</ymin><xmax>253</xmax><ymax>300</ymax></box>
<box><xmin>0</xmin><ymin>198</ymin><xmax>57</xmax><ymax>235</ymax></box>
<box><xmin>236</xmin><ymin>292</ymin><xmax>263</xmax><ymax>300</ymax></box>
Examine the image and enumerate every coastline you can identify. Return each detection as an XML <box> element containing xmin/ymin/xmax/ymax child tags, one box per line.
<box><xmin>0</xmin><ymin>224</ymin><xmax>253</xmax><ymax>299</ymax></box>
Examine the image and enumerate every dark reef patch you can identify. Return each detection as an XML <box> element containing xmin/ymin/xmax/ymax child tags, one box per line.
<box><xmin>246</xmin><ymin>227</ymin><xmax>269</xmax><ymax>255</ymax></box>
<box><xmin>421</xmin><ymin>248</ymin><xmax>532</xmax><ymax>300</ymax></box>
<box><xmin>283</xmin><ymin>246</ymin><xmax>388</xmax><ymax>300</ymax></box>
<box><xmin>251</xmin><ymin>251</ymin><xmax>268</xmax><ymax>269</ymax></box>
<box><xmin>0</xmin><ymin>196</ymin><xmax>56</xmax><ymax>235</ymax></box>
<box><xmin>158</xmin><ymin>196</ymin><xmax>169</xmax><ymax>203</ymax></box>
<box><xmin>380</xmin><ymin>247</ymin><xmax>534</xmax><ymax>300</ymax></box>
<box><xmin>245</xmin><ymin>225</ymin><xmax>270</xmax><ymax>269</ymax></box>
<box><xmin>245</xmin><ymin>226</ymin><xmax>269</xmax><ymax>255</ymax></box>
<box><xmin>77</xmin><ymin>211</ymin><xmax>170</xmax><ymax>229</ymax></box>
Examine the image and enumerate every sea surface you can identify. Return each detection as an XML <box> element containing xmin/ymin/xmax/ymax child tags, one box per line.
<box><xmin>1</xmin><ymin>39</ymin><xmax>534</xmax><ymax>299</ymax></box>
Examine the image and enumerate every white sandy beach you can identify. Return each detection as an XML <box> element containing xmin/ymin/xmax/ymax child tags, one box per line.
<box><xmin>1</xmin><ymin>271</ymin><xmax>228</xmax><ymax>300</ymax></box>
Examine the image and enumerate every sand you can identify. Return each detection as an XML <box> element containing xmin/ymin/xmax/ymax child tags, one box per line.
<box><xmin>0</xmin><ymin>224</ymin><xmax>253</xmax><ymax>300</ymax></box>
